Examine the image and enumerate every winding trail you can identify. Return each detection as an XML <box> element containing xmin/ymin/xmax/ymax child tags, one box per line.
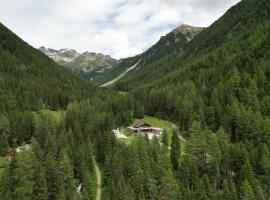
<box><xmin>92</xmin><ymin>156</ymin><xmax>101</xmax><ymax>200</ymax></box>
<box><xmin>100</xmin><ymin>59</ymin><xmax>141</xmax><ymax>87</ymax></box>
<box><xmin>171</xmin><ymin>123</ymin><xmax>187</xmax><ymax>142</ymax></box>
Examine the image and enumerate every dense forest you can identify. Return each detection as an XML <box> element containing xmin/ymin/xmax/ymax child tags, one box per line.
<box><xmin>1</xmin><ymin>0</ymin><xmax>270</xmax><ymax>199</ymax></box>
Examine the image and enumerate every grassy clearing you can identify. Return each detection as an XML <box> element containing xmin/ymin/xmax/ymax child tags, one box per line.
<box><xmin>119</xmin><ymin>116</ymin><xmax>175</xmax><ymax>145</ymax></box>
<box><xmin>33</xmin><ymin>109</ymin><xmax>65</xmax><ymax>125</ymax></box>
<box><xmin>135</xmin><ymin>116</ymin><xmax>175</xmax><ymax>145</ymax></box>
<box><xmin>134</xmin><ymin>116</ymin><xmax>172</xmax><ymax>131</ymax></box>
<box><xmin>117</xmin><ymin>116</ymin><xmax>187</xmax><ymax>154</ymax></box>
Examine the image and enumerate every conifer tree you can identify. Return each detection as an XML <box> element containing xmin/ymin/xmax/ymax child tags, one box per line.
<box><xmin>161</xmin><ymin>130</ymin><xmax>169</xmax><ymax>146</ymax></box>
<box><xmin>171</xmin><ymin>130</ymin><xmax>180</xmax><ymax>170</ymax></box>
<box><xmin>240</xmin><ymin>180</ymin><xmax>254</xmax><ymax>200</ymax></box>
<box><xmin>45</xmin><ymin>153</ymin><xmax>59</xmax><ymax>200</ymax></box>
<box><xmin>58</xmin><ymin>149</ymin><xmax>76</xmax><ymax>200</ymax></box>
<box><xmin>159</xmin><ymin>170</ymin><xmax>180</xmax><ymax>200</ymax></box>
<box><xmin>32</xmin><ymin>160</ymin><xmax>48</xmax><ymax>200</ymax></box>
<box><xmin>222</xmin><ymin>179</ymin><xmax>238</xmax><ymax>200</ymax></box>
<box><xmin>82</xmin><ymin>174</ymin><xmax>94</xmax><ymax>200</ymax></box>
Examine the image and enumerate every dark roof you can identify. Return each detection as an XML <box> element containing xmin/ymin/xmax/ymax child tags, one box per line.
<box><xmin>133</xmin><ymin>121</ymin><xmax>151</xmax><ymax>128</ymax></box>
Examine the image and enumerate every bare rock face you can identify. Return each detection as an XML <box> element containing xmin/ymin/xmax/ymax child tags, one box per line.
<box><xmin>172</xmin><ymin>24</ymin><xmax>204</xmax><ymax>41</ymax></box>
<box><xmin>39</xmin><ymin>47</ymin><xmax>79</xmax><ymax>62</ymax></box>
<box><xmin>38</xmin><ymin>47</ymin><xmax>118</xmax><ymax>75</ymax></box>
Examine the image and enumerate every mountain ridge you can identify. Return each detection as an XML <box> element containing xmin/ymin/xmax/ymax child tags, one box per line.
<box><xmin>92</xmin><ymin>24</ymin><xmax>204</xmax><ymax>86</ymax></box>
<box><xmin>38</xmin><ymin>24</ymin><xmax>203</xmax><ymax>85</ymax></box>
<box><xmin>39</xmin><ymin>46</ymin><xmax>118</xmax><ymax>81</ymax></box>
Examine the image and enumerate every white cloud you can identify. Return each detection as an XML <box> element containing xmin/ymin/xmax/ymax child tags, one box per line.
<box><xmin>0</xmin><ymin>0</ymin><xmax>240</xmax><ymax>59</ymax></box>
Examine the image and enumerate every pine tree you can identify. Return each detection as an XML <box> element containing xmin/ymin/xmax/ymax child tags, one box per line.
<box><xmin>82</xmin><ymin>174</ymin><xmax>94</xmax><ymax>200</ymax></box>
<box><xmin>134</xmin><ymin>101</ymin><xmax>144</xmax><ymax>119</ymax></box>
<box><xmin>0</xmin><ymin>132</ymin><xmax>8</xmax><ymax>156</ymax></box>
<box><xmin>32</xmin><ymin>160</ymin><xmax>48</xmax><ymax>200</ymax></box>
<box><xmin>171</xmin><ymin>130</ymin><xmax>180</xmax><ymax>170</ymax></box>
<box><xmin>161</xmin><ymin>130</ymin><xmax>169</xmax><ymax>146</ymax></box>
<box><xmin>159</xmin><ymin>170</ymin><xmax>180</xmax><ymax>200</ymax></box>
<box><xmin>45</xmin><ymin>153</ymin><xmax>59</xmax><ymax>200</ymax></box>
<box><xmin>240</xmin><ymin>180</ymin><xmax>254</xmax><ymax>200</ymax></box>
<box><xmin>222</xmin><ymin>179</ymin><xmax>238</xmax><ymax>200</ymax></box>
<box><xmin>145</xmin><ymin>178</ymin><xmax>158</xmax><ymax>200</ymax></box>
<box><xmin>58</xmin><ymin>149</ymin><xmax>76</xmax><ymax>200</ymax></box>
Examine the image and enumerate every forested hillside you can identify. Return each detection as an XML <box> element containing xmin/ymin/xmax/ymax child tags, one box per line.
<box><xmin>0</xmin><ymin>22</ymin><xmax>132</xmax><ymax>199</ymax></box>
<box><xmin>0</xmin><ymin>23</ymin><xmax>100</xmax><ymax>113</ymax></box>
<box><xmin>93</xmin><ymin>25</ymin><xmax>202</xmax><ymax>86</ymax></box>
<box><xmin>1</xmin><ymin>0</ymin><xmax>270</xmax><ymax>199</ymax></box>
<box><xmin>114</xmin><ymin>0</ymin><xmax>269</xmax><ymax>91</ymax></box>
<box><xmin>118</xmin><ymin>0</ymin><xmax>270</xmax><ymax>198</ymax></box>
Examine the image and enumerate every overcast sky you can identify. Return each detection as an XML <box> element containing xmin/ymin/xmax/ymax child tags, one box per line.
<box><xmin>0</xmin><ymin>0</ymin><xmax>240</xmax><ymax>59</ymax></box>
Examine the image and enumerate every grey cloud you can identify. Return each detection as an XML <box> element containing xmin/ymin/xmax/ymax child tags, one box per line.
<box><xmin>0</xmin><ymin>0</ymin><xmax>240</xmax><ymax>58</ymax></box>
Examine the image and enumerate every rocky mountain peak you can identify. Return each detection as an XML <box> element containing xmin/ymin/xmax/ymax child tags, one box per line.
<box><xmin>39</xmin><ymin>47</ymin><xmax>79</xmax><ymax>62</ymax></box>
<box><xmin>173</xmin><ymin>24</ymin><xmax>204</xmax><ymax>41</ymax></box>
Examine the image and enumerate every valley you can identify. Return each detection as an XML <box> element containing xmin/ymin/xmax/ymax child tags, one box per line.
<box><xmin>1</xmin><ymin>0</ymin><xmax>270</xmax><ymax>199</ymax></box>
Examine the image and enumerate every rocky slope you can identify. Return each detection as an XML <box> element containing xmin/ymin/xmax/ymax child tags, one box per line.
<box><xmin>172</xmin><ymin>24</ymin><xmax>204</xmax><ymax>41</ymax></box>
<box><xmin>39</xmin><ymin>24</ymin><xmax>203</xmax><ymax>85</ymax></box>
<box><xmin>39</xmin><ymin>47</ymin><xmax>118</xmax><ymax>81</ymax></box>
<box><xmin>39</xmin><ymin>47</ymin><xmax>79</xmax><ymax>62</ymax></box>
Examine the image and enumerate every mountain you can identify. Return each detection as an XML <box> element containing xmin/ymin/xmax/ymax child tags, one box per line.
<box><xmin>39</xmin><ymin>47</ymin><xmax>118</xmax><ymax>81</ymax></box>
<box><xmin>3</xmin><ymin>0</ymin><xmax>270</xmax><ymax>199</ymax></box>
<box><xmin>139</xmin><ymin>24</ymin><xmax>204</xmax><ymax>66</ymax></box>
<box><xmin>39</xmin><ymin>47</ymin><xmax>79</xmax><ymax>62</ymax></box>
<box><xmin>0</xmin><ymin>23</ymin><xmax>98</xmax><ymax>114</ymax></box>
<box><xmin>114</xmin><ymin>0</ymin><xmax>270</xmax><ymax>91</ymax></box>
<box><xmin>39</xmin><ymin>24</ymin><xmax>203</xmax><ymax>86</ymax></box>
<box><xmin>95</xmin><ymin>24</ymin><xmax>203</xmax><ymax>86</ymax></box>
<box><xmin>130</xmin><ymin>0</ymin><xmax>270</xmax><ymax>132</ymax></box>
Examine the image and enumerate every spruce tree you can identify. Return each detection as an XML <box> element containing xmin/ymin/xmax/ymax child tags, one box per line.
<box><xmin>171</xmin><ymin>130</ymin><xmax>181</xmax><ymax>170</ymax></box>
<box><xmin>161</xmin><ymin>130</ymin><xmax>169</xmax><ymax>146</ymax></box>
<box><xmin>32</xmin><ymin>161</ymin><xmax>48</xmax><ymax>200</ymax></box>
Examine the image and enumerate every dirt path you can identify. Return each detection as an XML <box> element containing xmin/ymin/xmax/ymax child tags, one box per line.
<box><xmin>100</xmin><ymin>59</ymin><xmax>141</xmax><ymax>87</ymax></box>
<box><xmin>92</xmin><ymin>156</ymin><xmax>101</xmax><ymax>200</ymax></box>
<box><xmin>171</xmin><ymin>123</ymin><xmax>187</xmax><ymax>142</ymax></box>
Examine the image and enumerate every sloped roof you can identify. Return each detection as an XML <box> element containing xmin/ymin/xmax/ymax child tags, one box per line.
<box><xmin>133</xmin><ymin>121</ymin><xmax>151</xmax><ymax>128</ymax></box>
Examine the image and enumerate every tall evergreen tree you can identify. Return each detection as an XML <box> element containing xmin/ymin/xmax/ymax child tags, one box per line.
<box><xmin>171</xmin><ymin>130</ymin><xmax>181</xmax><ymax>170</ymax></box>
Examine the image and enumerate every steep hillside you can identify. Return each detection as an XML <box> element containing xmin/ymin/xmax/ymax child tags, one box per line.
<box><xmin>94</xmin><ymin>24</ymin><xmax>203</xmax><ymax>86</ymax></box>
<box><xmin>113</xmin><ymin>0</ymin><xmax>270</xmax><ymax>197</ymax></box>
<box><xmin>0</xmin><ymin>23</ymin><xmax>97</xmax><ymax>113</ymax></box>
<box><xmin>130</xmin><ymin>0</ymin><xmax>270</xmax><ymax>134</ymax></box>
<box><xmin>139</xmin><ymin>24</ymin><xmax>203</xmax><ymax>67</ymax></box>
<box><xmin>3</xmin><ymin>0</ymin><xmax>270</xmax><ymax>199</ymax></box>
<box><xmin>91</xmin><ymin>55</ymin><xmax>141</xmax><ymax>86</ymax></box>
<box><xmin>39</xmin><ymin>25</ymin><xmax>203</xmax><ymax>87</ymax></box>
<box><xmin>116</xmin><ymin>0</ymin><xmax>270</xmax><ymax>91</ymax></box>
